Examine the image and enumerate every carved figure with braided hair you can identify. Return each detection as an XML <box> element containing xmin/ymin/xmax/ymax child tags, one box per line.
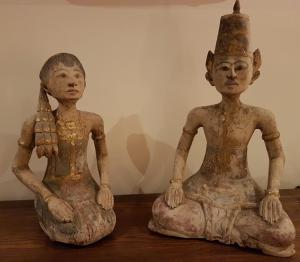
<box><xmin>12</xmin><ymin>53</ymin><xmax>115</xmax><ymax>245</ymax></box>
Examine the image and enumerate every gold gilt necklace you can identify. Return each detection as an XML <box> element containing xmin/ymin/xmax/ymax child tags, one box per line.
<box><xmin>56</xmin><ymin>110</ymin><xmax>85</xmax><ymax>180</ymax></box>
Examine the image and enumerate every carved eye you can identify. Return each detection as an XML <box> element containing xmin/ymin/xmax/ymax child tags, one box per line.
<box><xmin>220</xmin><ymin>66</ymin><xmax>230</xmax><ymax>71</ymax></box>
<box><xmin>235</xmin><ymin>65</ymin><xmax>244</xmax><ymax>71</ymax></box>
<box><xmin>59</xmin><ymin>73</ymin><xmax>67</xmax><ymax>78</ymax></box>
<box><xmin>234</xmin><ymin>62</ymin><xmax>248</xmax><ymax>71</ymax></box>
<box><xmin>74</xmin><ymin>73</ymin><xmax>80</xmax><ymax>79</ymax></box>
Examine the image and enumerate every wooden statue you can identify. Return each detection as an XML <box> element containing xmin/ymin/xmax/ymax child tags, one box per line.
<box><xmin>12</xmin><ymin>53</ymin><xmax>116</xmax><ymax>245</ymax></box>
<box><xmin>148</xmin><ymin>1</ymin><xmax>296</xmax><ymax>257</ymax></box>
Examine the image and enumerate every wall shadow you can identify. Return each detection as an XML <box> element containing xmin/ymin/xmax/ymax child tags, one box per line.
<box><xmin>127</xmin><ymin>133</ymin><xmax>150</xmax><ymax>175</ymax></box>
<box><xmin>126</xmin><ymin>132</ymin><xmax>180</xmax><ymax>194</ymax></box>
<box><xmin>67</xmin><ymin>0</ymin><xmax>227</xmax><ymax>7</ymax></box>
<box><xmin>90</xmin><ymin>114</ymin><xmax>190</xmax><ymax>195</ymax></box>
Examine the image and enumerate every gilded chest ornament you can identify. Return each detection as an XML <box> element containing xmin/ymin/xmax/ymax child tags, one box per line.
<box><xmin>56</xmin><ymin>111</ymin><xmax>86</xmax><ymax>180</ymax></box>
<box><xmin>56</xmin><ymin>112</ymin><xmax>85</xmax><ymax>145</ymax></box>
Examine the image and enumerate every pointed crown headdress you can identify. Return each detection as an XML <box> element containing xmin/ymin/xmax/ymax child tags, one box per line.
<box><xmin>214</xmin><ymin>0</ymin><xmax>252</xmax><ymax>57</ymax></box>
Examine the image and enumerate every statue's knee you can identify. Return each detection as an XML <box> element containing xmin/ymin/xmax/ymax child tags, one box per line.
<box><xmin>152</xmin><ymin>195</ymin><xmax>168</xmax><ymax>217</ymax></box>
<box><xmin>151</xmin><ymin>195</ymin><xmax>205</xmax><ymax>236</ymax></box>
<box><xmin>267</xmin><ymin>216</ymin><xmax>295</xmax><ymax>247</ymax></box>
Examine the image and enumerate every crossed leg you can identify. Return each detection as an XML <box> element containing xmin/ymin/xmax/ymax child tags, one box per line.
<box><xmin>149</xmin><ymin>195</ymin><xmax>295</xmax><ymax>257</ymax></box>
<box><xmin>233</xmin><ymin>208</ymin><xmax>296</xmax><ymax>257</ymax></box>
<box><xmin>149</xmin><ymin>195</ymin><xmax>205</xmax><ymax>238</ymax></box>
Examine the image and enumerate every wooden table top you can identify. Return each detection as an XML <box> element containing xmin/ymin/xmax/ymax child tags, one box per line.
<box><xmin>0</xmin><ymin>190</ymin><xmax>299</xmax><ymax>262</ymax></box>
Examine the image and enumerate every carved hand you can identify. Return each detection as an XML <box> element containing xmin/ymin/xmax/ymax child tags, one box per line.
<box><xmin>259</xmin><ymin>194</ymin><xmax>283</xmax><ymax>224</ymax></box>
<box><xmin>97</xmin><ymin>184</ymin><xmax>114</xmax><ymax>210</ymax></box>
<box><xmin>45</xmin><ymin>195</ymin><xmax>73</xmax><ymax>223</ymax></box>
<box><xmin>165</xmin><ymin>180</ymin><xmax>184</xmax><ymax>209</ymax></box>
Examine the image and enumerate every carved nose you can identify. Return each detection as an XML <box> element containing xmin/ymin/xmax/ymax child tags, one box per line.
<box><xmin>68</xmin><ymin>82</ymin><xmax>77</xmax><ymax>88</ymax></box>
<box><xmin>227</xmin><ymin>68</ymin><xmax>237</xmax><ymax>80</ymax></box>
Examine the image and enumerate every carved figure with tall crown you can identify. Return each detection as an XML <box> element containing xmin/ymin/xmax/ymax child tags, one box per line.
<box><xmin>148</xmin><ymin>1</ymin><xmax>296</xmax><ymax>257</ymax></box>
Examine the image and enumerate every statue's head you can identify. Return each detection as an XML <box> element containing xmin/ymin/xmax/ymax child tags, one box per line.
<box><xmin>205</xmin><ymin>0</ymin><xmax>261</xmax><ymax>96</ymax></box>
<box><xmin>34</xmin><ymin>53</ymin><xmax>86</xmax><ymax>158</ymax></box>
<box><xmin>39</xmin><ymin>53</ymin><xmax>86</xmax><ymax>102</ymax></box>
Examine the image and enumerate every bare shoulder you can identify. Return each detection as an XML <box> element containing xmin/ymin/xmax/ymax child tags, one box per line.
<box><xmin>19</xmin><ymin>114</ymin><xmax>36</xmax><ymax>147</ymax></box>
<box><xmin>80</xmin><ymin>111</ymin><xmax>105</xmax><ymax>136</ymax></box>
<box><xmin>245</xmin><ymin>105</ymin><xmax>278</xmax><ymax>133</ymax></box>
<box><xmin>248</xmin><ymin>106</ymin><xmax>276</xmax><ymax>124</ymax></box>
<box><xmin>185</xmin><ymin>105</ymin><xmax>215</xmax><ymax>131</ymax></box>
<box><xmin>187</xmin><ymin>105</ymin><xmax>214</xmax><ymax>121</ymax></box>
<box><xmin>80</xmin><ymin>111</ymin><xmax>104</xmax><ymax>126</ymax></box>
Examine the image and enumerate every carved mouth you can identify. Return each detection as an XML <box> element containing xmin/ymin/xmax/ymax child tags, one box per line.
<box><xmin>66</xmin><ymin>89</ymin><xmax>79</xmax><ymax>94</ymax></box>
<box><xmin>225</xmin><ymin>81</ymin><xmax>239</xmax><ymax>86</ymax></box>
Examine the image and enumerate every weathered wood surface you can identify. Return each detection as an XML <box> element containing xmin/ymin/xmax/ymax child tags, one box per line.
<box><xmin>0</xmin><ymin>190</ymin><xmax>299</xmax><ymax>262</ymax></box>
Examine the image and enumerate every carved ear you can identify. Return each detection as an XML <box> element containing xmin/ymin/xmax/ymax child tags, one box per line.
<box><xmin>206</xmin><ymin>50</ymin><xmax>214</xmax><ymax>72</ymax></box>
<box><xmin>251</xmin><ymin>48</ymin><xmax>262</xmax><ymax>84</ymax></box>
<box><xmin>205</xmin><ymin>50</ymin><xmax>214</xmax><ymax>86</ymax></box>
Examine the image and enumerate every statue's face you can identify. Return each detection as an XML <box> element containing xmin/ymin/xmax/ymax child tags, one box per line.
<box><xmin>46</xmin><ymin>63</ymin><xmax>85</xmax><ymax>101</ymax></box>
<box><xmin>212</xmin><ymin>56</ymin><xmax>253</xmax><ymax>96</ymax></box>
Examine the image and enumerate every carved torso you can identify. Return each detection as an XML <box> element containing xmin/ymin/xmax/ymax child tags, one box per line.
<box><xmin>183</xmin><ymin>104</ymin><xmax>269</xmax><ymax>205</ymax></box>
<box><xmin>183</xmin><ymin>104</ymin><xmax>275</xmax><ymax>180</ymax></box>
<box><xmin>43</xmin><ymin>111</ymin><xmax>98</xmax><ymax>203</ymax></box>
<box><xmin>32</xmin><ymin>110</ymin><xmax>115</xmax><ymax>245</ymax></box>
<box><xmin>200</xmin><ymin>104</ymin><xmax>255</xmax><ymax>178</ymax></box>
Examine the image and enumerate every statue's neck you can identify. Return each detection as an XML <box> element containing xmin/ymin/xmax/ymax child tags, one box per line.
<box><xmin>220</xmin><ymin>95</ymin><xmax>242</xmax><ymax>112</ymax></box>
<box><xmin>57</xmin><ymin>100</ymin><xmax>78</xmax><ymax>119</ymax></box>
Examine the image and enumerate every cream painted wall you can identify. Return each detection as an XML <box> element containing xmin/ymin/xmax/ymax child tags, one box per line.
<box><xmin>0</xmin><ymin>0</ymin><xmax>299</xmax><ymax>200</ymax></box>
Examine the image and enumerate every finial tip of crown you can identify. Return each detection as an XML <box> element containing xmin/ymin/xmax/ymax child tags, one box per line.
<box><xmin>233</xmin><ymin>0</ymin><xmax>241</xmax><ymax>14</ymax></box>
